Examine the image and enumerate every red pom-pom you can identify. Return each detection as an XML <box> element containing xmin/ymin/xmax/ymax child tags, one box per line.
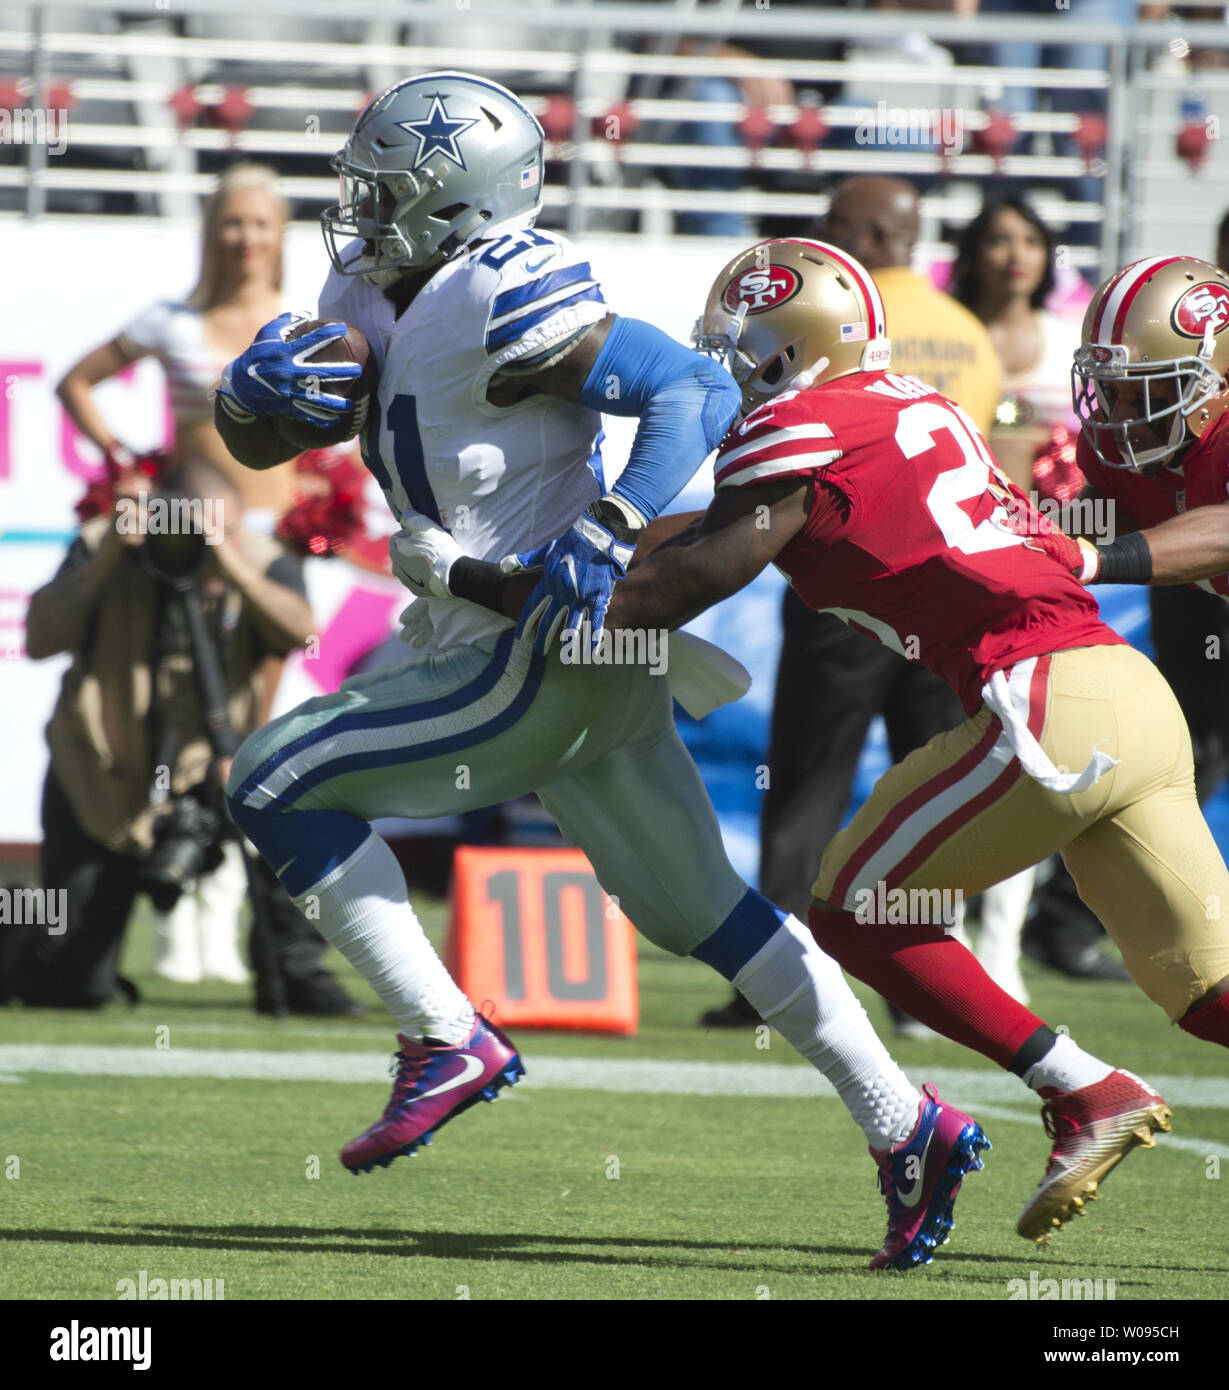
<box><xmin>74</xmin><ymin>448</ymin><xmax>170</xmax><ymax>524</ymax></box>
<box><xmin>1032</xmin><ymin>425</ymin><xmax>1085</xmax><ymax>503</ymax></box>
<box><xmin>275</xmin><ymin>447</ymin><xmax>366</xmax><ymax>558</ymax></box>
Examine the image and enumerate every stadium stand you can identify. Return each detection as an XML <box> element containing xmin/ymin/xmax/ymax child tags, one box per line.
<box><xmin>3</xmin><ymin>1</ymin><xmax>1228</xmax><ymax>275</ymax></box>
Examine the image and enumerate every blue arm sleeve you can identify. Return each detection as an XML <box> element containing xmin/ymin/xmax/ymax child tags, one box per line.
<box><xmin>576</xmin><ymin>316</ymin><xmax>742</xmax><ymax>523</ymax></box>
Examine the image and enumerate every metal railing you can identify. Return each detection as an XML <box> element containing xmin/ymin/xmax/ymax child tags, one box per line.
<box><xmin>3</xmin><ymin>1</ymin><xmax>1229</xmax><ymax>276</ymax></box>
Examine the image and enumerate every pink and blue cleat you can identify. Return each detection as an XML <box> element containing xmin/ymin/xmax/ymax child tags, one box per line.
<box><xmin>342</xmin><ymin>1013</ymin><xmax>524</xmax><ymax>1174</ymax></box>
<box><xmin>869</xmin><ymin>1083</ymin><xmax>990</xmax><ymax>1270</ymax></box>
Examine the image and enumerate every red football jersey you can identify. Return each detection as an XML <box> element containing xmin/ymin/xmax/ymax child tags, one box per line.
<box><xmin>713</xmin><ymin>370</ymin><xmax>1123</xmax><ymax>713</ymax></box>
<box><xmin>1077</xmin><ymin>411</ymin><xmax>1229</xmax><ymax>598</ymax></box>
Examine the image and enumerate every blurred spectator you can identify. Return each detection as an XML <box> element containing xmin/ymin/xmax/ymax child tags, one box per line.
<box><xmin>949</xmin><ymin>194</ymin><xmax>1081</xmax><ymax>490</ymax></box>
<box><xmin>653</xmin><ymin>2</ymin><xmax>852</xmax><ymax>237</ymax></box>
<box><xmin>840</xmin><ymin>2</ymin><xmax>963</xmax><ymax>152</ymax></box>
<box><xmin>825</xmin><ymin>176</ymin><xmax>1001</xmax><ymax>435</ymax></box>
<box><xmin>665</xmin><ymin>39</ymin><xmax>796</xmax><ymax>238</ymax></box>
<box><xmin>976</xmin><ymin>0</ymin><xmax>1132</xmax><ymax>238</ymax></box>
<box><xmin>14</xmin><ymin>461</ymin><xmax>358</xmax><ymax>1015</ymax></box>
<box><xmin>978</xmin><ymin>0</ymin><xmax>1134</xmax><ymax>113</ymax></box>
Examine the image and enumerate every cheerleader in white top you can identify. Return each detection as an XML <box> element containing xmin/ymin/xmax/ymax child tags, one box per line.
<box><xmin>56</xmin><ymin>163</ymin><xmax>295</xmax><ymax>985</ymax></box>
<box><xmin>57</xmin><ymin>162</ymin><xmax>297</xmax><ymax>525</ymax></box>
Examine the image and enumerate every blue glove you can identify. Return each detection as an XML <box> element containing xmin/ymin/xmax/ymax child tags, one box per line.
<box><xmin>216</xmin><ymin>312</ymin><xmax>362</xmax><ymax>425</ymax></box>
<box><xmin>513</xmin><ymin>499</ymin><xmax>639</xmax><ymax>656</ymax></box>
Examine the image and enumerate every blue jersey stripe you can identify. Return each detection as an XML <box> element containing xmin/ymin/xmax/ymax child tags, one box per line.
<box><xmin>490</xmin><ymin>262</ymin><xmax>594</xmax><ymax>321</ymax></box>
<box><xmin>358</xmin><ymin>395</ymin><xmax>392</xmax><ymax>496</ymax></box>
<box><xmin>387</xmin><ymin>394</ymin><xmax>442</xmax><ymax>525</ymax></box>
<box><xmin>232</xmin><ymin>632</ymin><xmax>528</xmax><ymax>807</ymax></box>
<box><xmin>281</xmin><ymin>651</ymin><xmax>547</xmax><ymax>803</ymax></box>
<box><xmin>485</xmin><ymin>285</ymin><xmax>605</xmax><ymax>353</ymax></box>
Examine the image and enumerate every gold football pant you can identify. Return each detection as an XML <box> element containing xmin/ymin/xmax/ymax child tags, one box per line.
<box><xmin>815</xmin><ymin>644</ymin><xmax>1229</xmax><ymax>1020</ymax></box>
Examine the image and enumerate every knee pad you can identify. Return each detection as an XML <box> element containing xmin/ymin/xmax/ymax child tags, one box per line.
<box><xmin>226</xmin><ymin>795</ymin><xmax>368</xmax><ymax>898</ymax></box>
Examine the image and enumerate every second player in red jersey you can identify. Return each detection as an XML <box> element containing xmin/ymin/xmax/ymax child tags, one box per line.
<box><xmin>715</xmin><ymin>369</ymin><xmax>1120</xmax><ymax>712</ymax></box>
<box><xmin>1048</xmin><ymin>255</ymin><xmax>1229</xmax><ymax>597</ymax></box>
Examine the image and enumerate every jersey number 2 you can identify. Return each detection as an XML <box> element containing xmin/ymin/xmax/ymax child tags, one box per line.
<box><xmin>896</xmin><ymin>399</ymin><xmax>1027</xmax><ymax>557</ymax></box>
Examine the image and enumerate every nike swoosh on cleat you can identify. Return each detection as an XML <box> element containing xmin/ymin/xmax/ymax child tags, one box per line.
<box><xmin>415</xmin><ymin>1053</ymin><xmax>485</xmax><ymax>1101</ymax></box>
<box><xmin>897</xmin><ymin>1127</ymin><xmax>937</xmax><ymax>1208</ymax></box>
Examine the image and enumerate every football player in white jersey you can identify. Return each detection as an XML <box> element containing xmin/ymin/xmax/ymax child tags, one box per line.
<box><xmin>213</xmin><ymin>72</ymin><xmax>988</xmax><ymax>1271</ymax></box>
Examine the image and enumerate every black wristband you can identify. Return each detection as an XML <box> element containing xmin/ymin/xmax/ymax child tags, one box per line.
<box><xmin>1092</xmin><ymin>531</ymin><xmax>1153</xmax><ymax>585</ymax></box>
<box><xmin>450</xmin><ymin>556</ymin><xmax>510</xmax><ymax>613</ymax></box>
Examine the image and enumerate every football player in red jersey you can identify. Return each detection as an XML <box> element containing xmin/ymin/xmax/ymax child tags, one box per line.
<box><xmin>404</xmin><ymin>237</ymin><xmax>1229</xmax><ymax>1246</ymax></box>
<box><xmin>1044</xmin><ymin>256</ymin><xmax>1229</xmax><ymax>597</ymax></box>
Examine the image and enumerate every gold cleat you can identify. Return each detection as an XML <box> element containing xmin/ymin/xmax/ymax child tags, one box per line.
<box><xmin>1017</xmin><ymin>1069</ymin><xmax>1172</xmax><ymax>1243</ymax></box>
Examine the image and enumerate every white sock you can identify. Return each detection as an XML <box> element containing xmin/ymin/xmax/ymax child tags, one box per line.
<box><xmin>733</xmin><ymin>916</ymin><xmax>921</xmax><ymax>1147</ymax></box>
<box><xmin>1022</xmin><ymin>1032</ymin><xmax>1114</xmax><ymax>1095</ymax></box>
<box><xmin>291</xmin><ymin>832</ymin><xmax>474</xmax><ymax>1044</ymax></box>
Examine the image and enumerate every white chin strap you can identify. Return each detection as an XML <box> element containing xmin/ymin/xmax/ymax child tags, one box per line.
<box><xmin>780</xmin><ymin>335</ymin><xmax>892</xmax><ymax>394</ymax></box>
<box><xmin>783</xmin><ymin>357</ymin><xmax>829</xmax><ymax>393</ymax></box>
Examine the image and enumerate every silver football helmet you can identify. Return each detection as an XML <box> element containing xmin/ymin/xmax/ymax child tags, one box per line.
<box><xmin>322</xmin><ymin>71</ymin><xmax>544</xmax><ymax>284</ymax></box>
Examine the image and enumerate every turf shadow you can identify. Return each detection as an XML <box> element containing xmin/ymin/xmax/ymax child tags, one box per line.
<box><xmin>0</xmin><ymin>1224</ymin><xmax>1160</xmax><ymax>1283</ymax></box>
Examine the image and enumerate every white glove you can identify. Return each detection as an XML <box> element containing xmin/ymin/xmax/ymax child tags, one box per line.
<box><xmin>397</xmin><ymin>599</ymin><xmax>435</xmax><ymax>648</ymax></box>
<box><xmin>389</xmin><ymin>510</ymin><xmax>464</xmax><ymax>598</ymax></box>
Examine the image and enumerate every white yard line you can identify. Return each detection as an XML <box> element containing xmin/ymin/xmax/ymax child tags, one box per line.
<box><xmin>3</xmin><ymin>1045</ymin><xmax>1225</xmax><ymax>1154</ymax></box>
<box><xmin>0</xmin><ymin>1044</ymin><xmax>1224</xmax><ymax>1106</ymax></box>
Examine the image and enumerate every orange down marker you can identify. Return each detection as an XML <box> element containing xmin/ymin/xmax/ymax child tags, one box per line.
<box><xmin>445</xmin><ymin>846</ymin><xmax>638</xmax><ymax>1035</ymax></box>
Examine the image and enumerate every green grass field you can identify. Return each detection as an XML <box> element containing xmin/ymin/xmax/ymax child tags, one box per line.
<box><xmin>2</xmin><ymin>900</ymin><xmax>1226</xmax><ymax>1301</ymax></box>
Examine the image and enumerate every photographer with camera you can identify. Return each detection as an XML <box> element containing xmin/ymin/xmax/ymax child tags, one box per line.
<box><xmin>15</xmin><ymin>460</ymin><xmax>360</xmax><ymax>1015</ymax></box>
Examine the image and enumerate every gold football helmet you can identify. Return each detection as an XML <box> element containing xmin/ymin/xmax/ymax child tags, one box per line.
<box><xmin>693</xmin><ymin>237</ymin><xmax>891</xmax><ymax>415</ymax></box>
<box><xmin>1073</xmin><ymin>256</ymin><xmax>1229</xmax><ymax>471</ymax></box>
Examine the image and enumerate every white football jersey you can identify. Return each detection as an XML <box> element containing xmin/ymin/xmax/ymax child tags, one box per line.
<box><xmin>318</xmin><ymin>228</ymin><xmax>609</xmax><ymax>649</ymax></box>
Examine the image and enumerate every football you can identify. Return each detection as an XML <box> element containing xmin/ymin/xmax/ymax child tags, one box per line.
<box><xmin>273</xmin><ymin>319</ymin><xmax>378</xmax><ymax>453</ymax></box>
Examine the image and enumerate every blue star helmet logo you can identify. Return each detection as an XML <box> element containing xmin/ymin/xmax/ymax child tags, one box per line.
<box><xmin>399</xmin><ymin>93</ymin><xmax>480</xmax><ymax>171</ymax></box>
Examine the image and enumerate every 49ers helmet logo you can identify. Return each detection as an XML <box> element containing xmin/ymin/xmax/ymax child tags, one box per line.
<box><xmin>1172</xmin><ymin>281</ymin><xmax>1229</xmax><ymax>338</ymax></box>
<box><xmin>722</xmin><ymin>265</ymin><xmax>802</xmax><ymax>315</ymax></box>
